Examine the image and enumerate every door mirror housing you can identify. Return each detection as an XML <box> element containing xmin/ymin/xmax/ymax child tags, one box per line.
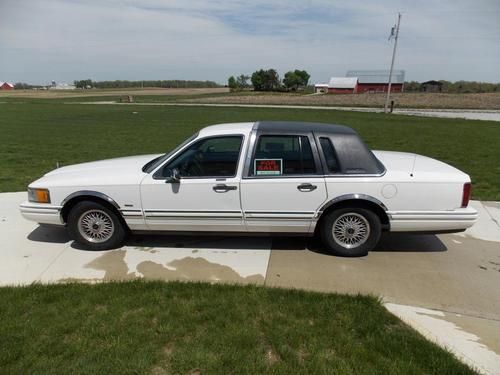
<box><xmin>167</xmin><ymin>168</ymin><xmax>181</xmax><ymax>183</ymax></box>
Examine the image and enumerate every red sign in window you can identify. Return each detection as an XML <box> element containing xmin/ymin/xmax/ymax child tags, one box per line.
<box><xmin>254</xmin><ymin>159</ymin><xmax>283</xmax><ymax>175</ymax></box>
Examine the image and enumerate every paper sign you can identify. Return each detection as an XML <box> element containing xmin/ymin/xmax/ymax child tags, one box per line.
<box><xmin>254</xmin><ymin>159</ymin><xmax>283</xmax><ymax>176</ymax></box>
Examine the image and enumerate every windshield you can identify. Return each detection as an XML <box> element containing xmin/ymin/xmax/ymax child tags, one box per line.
<box><xmin>142</xmin><ymin>132</ymin><xmax>199</xmax><ymax>173</ymax></box>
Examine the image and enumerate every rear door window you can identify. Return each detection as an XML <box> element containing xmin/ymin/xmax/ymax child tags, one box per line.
<box><xmin>251</xmin><ymin>135</ymin><xmax>317</xmax><ymax>176</ymax></box>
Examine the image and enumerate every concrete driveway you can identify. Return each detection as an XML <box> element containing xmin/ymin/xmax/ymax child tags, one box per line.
<box><xmin>1</xmin><ymin>192</ymin><xmax>499</xmax><ymax>374</ymax></box>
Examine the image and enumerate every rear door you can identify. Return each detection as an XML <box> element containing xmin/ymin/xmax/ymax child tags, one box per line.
<box><xmin>240</xmin><ymin>132</ymin><xmax>327</xmax><ymax>233</ymax></box>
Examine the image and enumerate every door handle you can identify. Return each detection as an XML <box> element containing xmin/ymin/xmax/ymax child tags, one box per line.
<box><xmin>297</xmin><ymin>183</ymin><xmax>317</xmax><ymax>192</ymax></box>
<box><xmin>213</xmin><ymin>184</ymin><xmax>237</xmax><ymax>193</ymax></box>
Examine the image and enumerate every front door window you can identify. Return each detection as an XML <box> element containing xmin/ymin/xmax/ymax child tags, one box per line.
<box><xmin>156</xmin><ymin>136</ymin><xmax>243</xmax><ymax>178</ymax></box>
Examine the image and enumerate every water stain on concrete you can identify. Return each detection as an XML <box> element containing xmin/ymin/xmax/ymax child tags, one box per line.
<box><xmin>79</xmin><ymin>249</ymin><xmax>264</xmax><ymax>284</ymax></box>
<box><xmin>134</xmin><ymin>246</ymin><xmax>158</xmax><ymax>253</ymax></box>
<box><xmin>136</xmin><ymin>257</ymin><xmax>264</xmax><ymax>284</ymax></box>
<box><xmin>85</xmin><ymin>250</ymin><xmax>135</xmax><ymax>281</ymax></box>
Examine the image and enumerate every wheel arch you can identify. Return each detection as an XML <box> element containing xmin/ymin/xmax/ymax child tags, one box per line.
<box><xmin>60</xmin><ymin>191</ymin><xmax>127</xmax><ymax>228</ymax></box>
<box><xmin>316</xmin><ymin>194</ymin><xmax>390</xmax><ymax>234</ymax></box>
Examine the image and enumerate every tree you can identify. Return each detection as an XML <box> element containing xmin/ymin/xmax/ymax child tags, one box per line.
<box><xmin>283</xmin><ymin>69</ymin><xmax>310</xmax><ymax>91</ymax></box>
<box><xmin>251</xmin><ymin>70</ymin><xmax>265</xmax><ymax>91</ymax></box>
<box><xmin>236</xmin><ymin>74</ymin><xmax>250</xmax><ymax>89</ymax></box>
<box><xmin>74</xmin><ymin>79</ymin><xmax>93</xmax><ymax>89</ymax></box>
<box><xmin>264</xmin><ymin>69</ymin><xmax>280</xmax><ymax>91</ymax></box>
<box><xmin>251</xmin><ymin>69</ymin><xmax>280</xmax><ymax>91</ymax></box>
<box><xmin>227</xmin><ymin>76</ymin><xmax>237</xmax><ymax>91</ymax></box>
<box><xmin>228</xmin><ymin>74</ymin><xmax>250</xmax><ymax>91</ymax></box>
<box><xmin>295</xmin><ymin>70</ymin><xmax>310</xmax><ymax>87</ymax></box>
<box><xmin>283</xmin><ymin>71</ymin><xmax>300</xmax><ymax>90</ymax></box>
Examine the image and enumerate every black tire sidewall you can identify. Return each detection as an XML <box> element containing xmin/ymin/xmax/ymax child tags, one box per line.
<box><xmin>67</xmin><ymin>201</ymin><xmax>126</xmax><ymax>250</ymax></box>
<box><xmin>321</xmin><ymin>207</ymin><xmax>381</xmax><ymax>257</ymax></box>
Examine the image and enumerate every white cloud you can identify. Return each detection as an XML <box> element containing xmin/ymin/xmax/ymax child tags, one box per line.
<box><xmin>0</xmin><ymin>0</ymin><xmax>499</xmax><ymax>84</ymax></box>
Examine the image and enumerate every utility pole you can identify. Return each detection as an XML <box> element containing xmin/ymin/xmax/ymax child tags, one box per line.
<box><xmin>384</xmin><ymin>12</ymin><xmax>401</xmax><ymax>113</ymax></box>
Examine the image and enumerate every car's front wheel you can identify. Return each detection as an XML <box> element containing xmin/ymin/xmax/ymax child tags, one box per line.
<box><xmin>67</xmin><ymin>201</ymin><xmax>127</xmax><ymax>250</ymax></box>
<box><xmin>321</xmin><ymin>207</ymin><xmax>381</xmax><ymax>257</ymax></box>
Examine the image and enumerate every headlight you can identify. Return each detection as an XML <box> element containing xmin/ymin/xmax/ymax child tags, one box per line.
<box><xmin>28</xmin><ymin>188</ymin><xmax>51</xmax><ymax>203</ymax></box>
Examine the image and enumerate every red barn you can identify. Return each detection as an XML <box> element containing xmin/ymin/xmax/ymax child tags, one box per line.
<box><xmin>0</xmin><ymin>82</ymin><xmax>14</xmax><ymax>90</ymax></box>
<box><xmin>346</xmin><ymin>70</ymin><xmax>405</xmax><ymax>93</ymax></box>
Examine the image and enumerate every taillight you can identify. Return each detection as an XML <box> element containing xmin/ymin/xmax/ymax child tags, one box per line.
<box><xmin>461</xmin><ymin>183</ymin><xmax>471</xmax><ymax>208</ymax></box>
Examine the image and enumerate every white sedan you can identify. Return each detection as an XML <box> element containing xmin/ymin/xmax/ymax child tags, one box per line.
<box><xmin>20</xmin><ymin>121</ymin><xmax>478</xmax><ymax>256</ymax></box>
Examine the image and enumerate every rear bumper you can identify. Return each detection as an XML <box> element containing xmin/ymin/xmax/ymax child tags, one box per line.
<box><xmin>19</xmin><ymin>201</ymin><xmax>64</xmax><ymax>226</ymax></box>
<box><xmin>388</xmin><ymin>206</ymin><xmax>478</xmax><ymax>232</ymax></box>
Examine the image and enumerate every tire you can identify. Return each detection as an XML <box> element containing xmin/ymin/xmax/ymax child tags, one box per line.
<box><xmin>67</xmin><ymin>201</ymin><xmax>127</xmax><ymax>250</ymax></box>
<box><xmin>320</xmin><ymin>207</ymin><xmax>381</xmax><ymax>257</ymax></box>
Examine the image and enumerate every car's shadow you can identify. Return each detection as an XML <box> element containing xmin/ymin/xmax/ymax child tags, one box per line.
<box><xmin>27</xmin><ymin>226</ymin><xmax>448</xmax><ymax>254</ymax></box>
<box><xmin>272</xmin><ymin>233</ymin><xmax>447</xmax><ymax>256</ymax></box>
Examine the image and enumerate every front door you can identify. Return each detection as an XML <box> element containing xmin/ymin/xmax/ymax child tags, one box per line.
<box><xmin>241</xmin><ymin>133</ymin><xmax>327</xmax><ymax>233</ymax></box>
<box><xmin>140</xmin><ymin>135</ymin><xmax>245</xmax><ymax>232</ymax></box>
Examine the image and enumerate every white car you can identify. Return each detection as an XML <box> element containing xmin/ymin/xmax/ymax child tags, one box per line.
<box><xmin>20</xmin><ymin>121</ymin><xmax>478</xmax><ymax>256</ymax></box>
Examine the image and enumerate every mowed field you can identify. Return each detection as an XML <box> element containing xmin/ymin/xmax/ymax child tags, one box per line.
<box><xmin>0</xmin><ymin>100</ymin><xmax>499</xmax><ymax>200</ymax></box>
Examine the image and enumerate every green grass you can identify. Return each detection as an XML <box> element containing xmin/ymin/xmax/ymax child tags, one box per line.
<box><xmin>0</xmin><ymin>101</ymin><xmax>499</xmax><ymax>199</ymax></box>
<box><xmin>0</xmin><ymin>281</ymin><xmax>475</xmax><ymax>374</ymax></box>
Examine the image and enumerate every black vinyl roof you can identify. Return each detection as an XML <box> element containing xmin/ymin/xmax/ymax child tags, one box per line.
<box><xmin>254</xmin><ymin>121</ymin><xmax>357</xmax><ymax>135</ymax></box>
<box><xmin>253</xmin><ymin>121</ymin><xmax>385</xmax><ymax>175</ymax></box>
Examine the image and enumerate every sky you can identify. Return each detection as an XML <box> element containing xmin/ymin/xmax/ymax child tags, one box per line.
<box><xmin>1</xmin><ymin>0</ymin><xmax>499</xmax><ymax>85</ymax></box>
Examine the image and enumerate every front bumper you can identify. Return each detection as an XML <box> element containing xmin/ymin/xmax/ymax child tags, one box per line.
<box><xmin>388</xmin><ymin>206</ymin><xmax>479</xmax><ymax>232</ymax></box>
<box><xmin>19</xmin><ymin>201</ymin><xmax>64</xmax><ymax>226</ymax></box>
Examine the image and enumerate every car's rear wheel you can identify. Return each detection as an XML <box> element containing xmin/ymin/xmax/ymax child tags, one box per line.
<box><xmin>67</xmin><ymin>201</ymin><xmax>127</xmax><ymax>250</ymax></box>
<box><xmin>321</xmin><ymin>207</ymin><xmax>381</xmax><ymax>257</ymax></box>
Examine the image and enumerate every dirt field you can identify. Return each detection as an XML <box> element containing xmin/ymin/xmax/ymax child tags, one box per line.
<box><xmin>2</xmin><ymin>88</ymin><xmax>499</xmax><ymax>109</ymax></box>
<box><xmin>184</xmin><ymin>92</ymin><xmax>500</xmax><ymax>110</ymax></box>
<box><xmin>0</xmin><ymin>87</ymin><xmax>229</xmax><ymax>99</ymax></box>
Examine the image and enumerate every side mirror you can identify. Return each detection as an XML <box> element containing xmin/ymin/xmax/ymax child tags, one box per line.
<box><xmin>167</xmin><ymin>168</ymin><xmax>181</xmax><ymax>183</ymax></box>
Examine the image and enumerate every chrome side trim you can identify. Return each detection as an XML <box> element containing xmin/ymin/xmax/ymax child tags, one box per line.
<box><xmin>388</xmin><ymin>210</ymin><xmax>478</xmax><ymax>221</ymax></box>
<box><xmin>145</xmin><ymin>216</ymin><xmax>243</xmax><ymax>220</ymax></box>
<box><xmin>244</xmin><ymin>211</ymin><xmax>315</xmax><ymax>220</ymax></box>
<box><xmin>144</xmin><ymin>210</ymin><xmax>241</xmax><ymax>213</ymax></box>
<box><xmin>121</xmin><ymin>210</ymin><xmax>143</xmax><ymax>217</ymax></box>
<box><xmin>144</xmin><ymin>210</ymin><xmax>243</xmax><ymax>219</ymax></box>
<box><xmin>244</xmin><ymin>211</ymin><xmax>314</xmax><ymax>215</ymax></box>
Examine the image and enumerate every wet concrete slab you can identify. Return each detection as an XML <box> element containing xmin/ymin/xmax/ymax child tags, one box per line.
<box><xmin>39</xmin><ymin>238</ymin><xmax>270</xmax><ymax>284</ymax></box>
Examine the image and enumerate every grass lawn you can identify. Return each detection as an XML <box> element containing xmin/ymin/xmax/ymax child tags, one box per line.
<box><xmin>0</xmin><ymin>281</ymin><xmax>475</xmax><ymax>374</ymax></box>
<box><xmin>1</xmin><ymin>101</ymin><xmax>499</xmax><ymax>199</ymax></box>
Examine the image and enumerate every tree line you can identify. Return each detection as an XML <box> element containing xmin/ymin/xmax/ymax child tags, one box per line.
<box><xmin>13</xmin><ymin>80</ymin><xmax>221</xmax><ymax>90</ymax></box>
<box><xmin>74</xmin><ymin>79</ymin><xmax>221</xmax><ymax>89</ymax></box>
<box><xmin>228</xmin><ymin>69</ymin><xmax>310</xmax><ymax>92</ymax></box>
<box><xmin>404</xmin><ymin>80</ymin><xmax>500</xmax><ymax>93</ymax></box>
